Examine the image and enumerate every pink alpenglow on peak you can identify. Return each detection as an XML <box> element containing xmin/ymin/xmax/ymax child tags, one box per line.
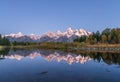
<box><xmin>4</xmin><ymin>27</ymin><xmax>91</xmax><ymax>42</ymax></box>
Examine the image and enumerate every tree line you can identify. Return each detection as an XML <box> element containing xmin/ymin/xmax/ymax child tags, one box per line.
<box><xmin>0</xmin><ymin>34</ymin><xmax>38</xmax><ymax>46</ymax></box>
<box><xmin>74</xmin><ymin>28</ymin><xmax>120</xmax><ymax>44</ymax></box>
<box><xmin>0</xmin><ymin>34</ymin><xmax>11</xmax><ymax>46</ymax></box>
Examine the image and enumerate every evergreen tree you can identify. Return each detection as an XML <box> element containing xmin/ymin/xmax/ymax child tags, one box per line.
<box><xmin>74</xmin><ymin>27</ymin><xmax>120</xmax><ymax>44</ymax></box>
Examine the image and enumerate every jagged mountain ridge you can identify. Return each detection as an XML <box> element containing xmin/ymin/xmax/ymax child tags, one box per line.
<box><xmin>5</xmin><ymin>28</ymin><xmax>91</xmax><ymax>42</ymax></box>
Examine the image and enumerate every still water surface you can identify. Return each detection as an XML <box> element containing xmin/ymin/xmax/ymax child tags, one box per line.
<box><xmin>0</xmin><ymin>49</ymin><xmax>120</xmax><ymax>82</ymax></box>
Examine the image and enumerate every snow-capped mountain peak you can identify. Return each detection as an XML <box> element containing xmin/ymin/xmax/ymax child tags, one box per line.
<box><xmin>56</xmin><ymin>30</ymin><xmax>63</xmax><ymax>36</ymax></box>
<box><xmin>17</xmin><ymin>32</ymin><xmax>23</xmax><ymax>36</ymax></box>
<box><xmin>41</xmin><ymin>31</ymin><xmax>56</xmax><ymax>38</ymax></box>
<box><xmin>5</xmin><ymin>32</ymin><xmax>24</xmax><ymax>38</ymax></box>
<box><xmin>66</xmin><ymin>27</ymin><xmax>73</xmax><ymax>32</ymax></box>
<box><xmin>65</xmin><ymin>27</ymin><xmax>73</xmax><ymax>34</ymax></box>
<box><xmin>5</xmin><ymin>27</ymin><xmax>91</xmax><ymax>42</ymax></box>
<box><xmin>28</xmin><ymin>34</ymin><xmax>37</xmax><ymax>40</ymax></box>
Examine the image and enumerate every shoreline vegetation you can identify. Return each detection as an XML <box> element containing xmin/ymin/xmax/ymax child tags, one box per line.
<box><xmin>0</xmin><ymin>42</ymin><xmax>120</xmax><ymax>53</ymax></box>
<box><xmin>0</xmin><ymin>28</ymin><xmax>120</xmax><ymax>52</ymax></box>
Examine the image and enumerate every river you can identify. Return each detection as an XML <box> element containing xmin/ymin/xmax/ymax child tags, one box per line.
<box><xmin>0</xmin><ymin>49</ymin><xmax>120</xmax><ymax>82</ymax></box>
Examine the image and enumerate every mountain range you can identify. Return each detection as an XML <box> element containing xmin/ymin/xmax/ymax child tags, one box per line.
<box><xmin>4</xmin><ymin>28</ymin><xmax>91</xmax><ymax>42</ymax></box>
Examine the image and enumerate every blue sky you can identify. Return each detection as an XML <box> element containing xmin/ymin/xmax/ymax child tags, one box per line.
<box><xmin>0</xmin><ymin>0</ymin><xmax>120</xmax><ymax>35</ymax></box>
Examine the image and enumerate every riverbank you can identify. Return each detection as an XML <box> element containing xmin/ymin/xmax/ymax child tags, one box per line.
<box><xmin>0</xmin><ymin>46</ymin><xmax>9</xmax><ymax>50</ymax></box>
<box><xmin>67</xmin><ymin>44</ymin><xmax>120</xmax><ymax>52</ymax></box>
<box><xmin>1</xmin><ymin>43</ymin><xmax>120</xmax><ymax>52</ymax></box>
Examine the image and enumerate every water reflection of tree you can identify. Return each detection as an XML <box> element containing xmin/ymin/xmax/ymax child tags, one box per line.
<box><xmin>79</xmin><ymin>52</ymin><xmax>120</xmax><ymax>65</ymax></box>
<box><xmin>101</xmin><ymin>53</ymin><xmax>120</xmax><ymax>65</ymax></box>
<box><xmin>0</xmin><ymin>48</ymin><xmax>10</xmax><ymax>56</ymax></box>
<box><xmin>0</xmin><ymin>48</ymin><xmax>120</xmax><ymax>65</ymax></box>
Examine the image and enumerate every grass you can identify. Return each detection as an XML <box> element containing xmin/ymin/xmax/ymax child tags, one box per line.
<box><xmin>0</xmin><ymin>46</ymin><xmax>7</xmax><ymax>50</ymax></box>
<box><xmin>87</xmin><ymin>43</ymin><xmax>120</xmax><ymax>47</ymax></box>
<box><xmin>1</xmin><ymin>42</ymin><xmax>120</xmax><ymax>52</ymax></box>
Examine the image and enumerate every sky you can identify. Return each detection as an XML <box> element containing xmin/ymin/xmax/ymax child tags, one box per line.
<box><xmin>0</xmin><ymin>0</ymin><xmax>120</xmax><ymax>35</ymax></box>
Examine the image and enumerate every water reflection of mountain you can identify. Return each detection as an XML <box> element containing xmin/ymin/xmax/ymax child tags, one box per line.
<box><xmin>0</xmin><ymin>49</ymin><xmax>120</xmax><ymax>65</ymax></box>
<box><xmin>0</xmin><ymin>50</ymin><xmax>91</xmax><ymax>64</ymax></box>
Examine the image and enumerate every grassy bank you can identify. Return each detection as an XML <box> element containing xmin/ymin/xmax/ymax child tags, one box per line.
<box><xmin>1</xmin><ymin>42</ymin><xmax>120</xmax><ymax>52</ymax></box>
<box><xmin>0</xmin><ymin>46</ymin><xmax>9</xmax><ymax>50</ymax></box>
<box><xmin>66</xmin><ymin>43</ymin><xmax>120</xmax><ymax>52</ymax></box>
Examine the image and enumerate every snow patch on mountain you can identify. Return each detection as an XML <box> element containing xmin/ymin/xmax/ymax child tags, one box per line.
<box><xmin>5</xmin><ymin>32</ymin><xmax>24</xmax><ymax>38</ymax></box>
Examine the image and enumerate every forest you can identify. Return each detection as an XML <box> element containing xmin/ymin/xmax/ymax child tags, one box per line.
<box><xmin>74</xmin><ymin>28</ymin><xmax>120</xmax><ymax>44</ymax></box>
<box><xmin>0</xmin><ymin>34</ymin><xmax>11</xmax><ymax>46</ymax></box>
